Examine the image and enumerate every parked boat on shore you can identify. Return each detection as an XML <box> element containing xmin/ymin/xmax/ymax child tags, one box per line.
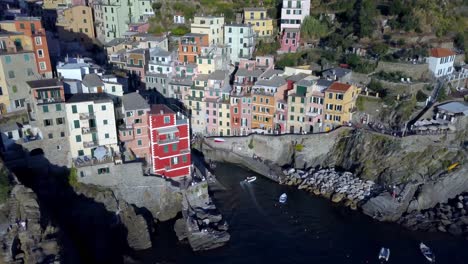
<box><xmin>214</xmin><ymin>138</ymin><xmax>225</xmax><ymax>143</ymax></box>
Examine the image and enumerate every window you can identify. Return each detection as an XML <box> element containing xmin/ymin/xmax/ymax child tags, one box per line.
<box><xmin>12</xmin><ymin>85</ymin><xmax>17</xmax><ymax>93</ymax></box>
<box><xmin>37</xmin><ymin>49</ymin><xmax>44</xmax><ymax>58</ymax></box>
<box><xmin>182</xmin><ymin>155</ymin><xmax>187</xmax><ymax>163</ymax></box>
<box><xmin>20</xmin><ymin>23</ymin><xmax>25</xmax><ymax>29</ymax></box>
<box><xmin>76</xmin><ymin>135</ymin><xmax>82</xmax><ymax>142</ymax></box>
<box><xmin>164</xmin><ymin>116</ymin><xmax>170</xmax><ymax>123</ymax></box>
<box><xmin>8</xmin><ymin>71</ymin><xmax>15</xmax><ymax>78</ymax></box>
<box><xmin>136</xmin><ymin>128</ymin><xmax>142</xmax><ymax>135</ymax></box>
<box><xmin>290</xmin><ymin>115</ymin><xmax>294</xmax><ymax>121</ymax></box>
<box><xmin>112</xmin><ymin>86</ymin><xmax>116</xmax><ymax>92</ymax></box>
<box><xmin>60</xmin><ymin>132</ymin><xmax>65</xmax><ymax>137</ymax></box>
<box><xmin>172</xmin><ymin>143</ymin><xmax>177</xmax><ymax>151</ymax></box>
<box><xmin>98</xmin><ymin>168</ymin><xmax>110</xmax><ymax>174</ymax></box>
<box><xmin>163</xmin><ymin>145</ymin><xmax>169</xmax><ymax>153</ymax></box>
<box><xmin>35</xmin><ymin>37</ymin><xmax>41</xmax><ymax>45</ymax></box>
<box><xmin>335</xmin><ymin>105</ymin><xmax>342</xmax><ymax>111</ymax></box>
<box><xmin>103</xmin><ymin>120</ymin><xmax>108</xmax><ymax>125</ymax></box>
<box><xmin>105</xmin><ymin>133</ymin><xmax>109</xmax><ymax>138</ymax></box>
<box><xmin>44</xmin><ymin>119</ymin><xmax>53</xmax><ymax>126</ymax></box>
<box><xmin>126</xmin><ymin>111</ymin><xmax>132</xmax><ymax>117</ymax></box>
<box><xmin>83</xmin><ymin>19</ymin><xmax>87</xmax><ymax>23</ymax></box>
<box><xmin>73</xmin><ymin>120</ymin><xmax>80</xmax><ymax>129</ymax></box>
<box><xmin>82</xmin><ymin>9</ymin><xmax>86</xmax><ymax>14</ymax></box>
<box><xmin>336</xmin><ymin>94</ymin><xmax>344</xmax><ymax>100</ymax></box>
<box><xmin>78</xmin><ymin>150</ymin><xmax>84</xmax><ymax>156</ymax></box>
<box><xmin>172</xmin><ymin>156</ymin><xmax>179</xmax><ymax>165</ymax></box>
<box><xmin>137</xmin><ymin>139</ymin><xmax>142</xmax><ymax>146</ymax></box>
<box><xmin>328</xmin><ymin>93</ymin><xmax>333</xmax><ymax>99</ymax></box>
<box><xmin>101</xmin><ymin>105</ymin><xmax>106</xmax><ymax>111</ymax></box>
<box><xmin>39</xmin><ymin>62</ymin><xmax>46</xmax><ymax>70</ymax></box>
<box><xmin>138</xmin><ymin>110</ymin><xmax>144</xmax><ymax>116</ymax></box>
<box><xmin>55</xmin><ymin>104</ymin><xmax>62</xmax><ymax>111</ymax></box>
<box><xmin>56</xmin><ymin>117</ymin><xmax>64</xmax><ymax>125</ymax></box>
<box><xmin>43</xmin><ymin>105</ymin><xmax>49</xmax><ymax>112</ymax></box>
<box><xmin>27</xmin><ymin>68</ymin><xmax>34</xmax><ymax>76</ymax></box>
<box><xmin>48</xmin><ymin>133</ymin><xmax>53</xmax><ymax>139</ymax></box>
<box><xmin>72</xmin><ymin>105</ymin><xmax>77</xmax><ymax>113</ymax></box>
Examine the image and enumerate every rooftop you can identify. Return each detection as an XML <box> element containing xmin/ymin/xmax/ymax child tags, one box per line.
<box><xmin>57</xmin><ymin>62</ymin><xmax>90</xmax><ymax>70</ymax></box>
<box><xmin>437</xmin><ymin>102</ymin><xmax>468</xmax><ymax>115</ymax></box>
<box><xmin>430</xmin><ymin>48</ymin><xmax>456</xmax><ymax>58</ymax></box>
<box><xmin>209</xmin><ymin>70</ymin><xmax>228</xmax><ymax>81</ymax></box>
<box><xmin>255</xmin><ymin>76</ymin><xmax>286</xmax><ymax>88</ymax></box>
<box><xmin>244</xmin><ymin>7</ymin><xmax>267</xmax><ymax>12</ymax></box>
<box><xmin>323</xmin><ymin>67</ymin><xmax>352</xmax><ymax>78</ymax></box>
<box><xmin>104</xmin><ymin>37</ymin><xmax>126</xmax><ymax>47</ymax></box>
<box><xmin>122</xmin><ymin>92</ymin><xmax>150</xmax><ymax>111</ymax></box>
<box><xmin>316</xmin><ymin>79</ymin><xmax>334</xmax><ymax>88</ymax></box>
<box><xmin>236</xmin><ymin>69</ymin><xmax>263</xmax><ymax>78</ymax></box>
<box><xmin>67</xmin><ymin>93</ymin><xmax>113</xmax><ymax>104</ymax></box>
<box><xmin>150</xmin><ymin>104</ymin><xmax>174</xmax><ymax>115</ymax></box>
<box><xmin>261</xmin><ymin>69</ymin><xmax>284</xmax><ymax>79</ymax></box>
<box><xmin>82</xmin><ymin>73</ymin><xmax>103</xmax><ymax>88</ymax></box>
<box><xmin>27</xmin><ymin>79</ymin><xmax>62</xmax><ymax>89</ymax></box>
<box><xmin>296</xmin><ymin>77</ymin><xmax>316</xmax><ymax>87</ymax></box>
<box><xmin>150</xmin><ymin>47</ymin><xmax>171</xmax><ymax>57</ymax></box>
<box><xmin>183</xmin><ymin>33</ymin><xmax>208</xmax><ymax>38</ymax></box>
<box><xmin>286</xmin><ymin>73</ymin><xmax>309</xmax><ymax>82</ymax></box>
<box><xmin>326</xmin><ymin>82</ymin><xmax>352</xmax><ymax>93</ymax></box>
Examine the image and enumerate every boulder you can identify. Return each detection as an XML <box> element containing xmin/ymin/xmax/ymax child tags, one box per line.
<box><xmin>332</xmin><ymin>193</ymin><xmax>345</xmax><ymax>203</ymax></box>
<box><xmin>460</xmin><ymin>216</ymin><xmax>468</xmax><ymax>225</ymax></box>
<box><xmin>174</xmin><ymin>218</ymin><xmax>187</xmax><ymax>241</ymax></box>
<box><xmin>448</xmin><ymin>224</ymin><xmax>463</xmax><ymax>236</ymax></box>
<box><xmin>438</xmin><ymin>225</ymin><xmax>447</xmax><ymax>232</ymax></box>
<box><xmin>440</xmin><ymin>219</ymin><xmax>452</xmax><ymax>226</ymax></box>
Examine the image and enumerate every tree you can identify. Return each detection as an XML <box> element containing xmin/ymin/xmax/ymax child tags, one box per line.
<box><xmin>368</xmin><ymin>79</ymin><xmax>387</xmax><ymax>97</ymax></box>
<box><xmin>152</xmin><ymin>2</ymin><xmax>162</xmax><ymax>11</ymax></box>
<box><xmin>171</xmin><ymin>26</ymin><xmax>190</xmax><ymax>36</ymax></box>
<box><xmin>370</xmin><ymin>43</ymin><xmax>389</xmax><ymax>57</ymax></box>
<box><xmin>354</xmin><ymin>0</ymin><xmax>376</xmax><ymax>38</ymax></box>
<box><xmin>300</xmin><ymin>16</ymin><xmax>329</xmax><ymax>42</ymax></box>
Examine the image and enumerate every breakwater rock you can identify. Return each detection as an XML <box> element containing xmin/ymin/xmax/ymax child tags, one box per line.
<box><xmin>280</xmin><ymin>168</ymin><xmax>376</xmax><ymax>209</ymax></box>
<box><xmin>399</xmin><ymin>194</ymin><xmax>468</xmax><ymax>238</ymax></box>
<box><xmin>175</xmin><ymin>181</ymin><xmax>230</xmax><ymax>251</ymax></box>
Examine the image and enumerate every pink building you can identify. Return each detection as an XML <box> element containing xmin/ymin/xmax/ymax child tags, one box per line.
<box><xmin>119</xmin><ymin>92</ymin><xmax>151</xmax><ymax>163</ymax></box>
<box><xmin>280</xmin><ymin>28</ymin><xmax>300</xmax><ymax>53</ymax></box>
<box><xmin>306</xmin><ymin>79</ymin><xmax>332</xmax><ymax>133</ymax></box>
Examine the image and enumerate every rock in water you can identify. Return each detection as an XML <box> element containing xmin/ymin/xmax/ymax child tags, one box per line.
<box><xmin>332</xmin><ymin>193</ymin><xmax>345</xmax><ymax>203</ymax></box>
<box><xmin>448</xmin><ymin>224</ymin><xmax>463</xmax><ymax>235</ymax></box>
<box><xmin>174</xmin><ymin>218</ymin><xmax>188</xmax><ymax>241</ymax></box>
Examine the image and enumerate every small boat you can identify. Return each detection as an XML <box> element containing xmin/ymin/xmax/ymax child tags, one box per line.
<box><xmin>279</xmin><ymin>193</ymin><xmax>287</xmax><ymax>204</ymax></box>
<box><xmin>244</xmin><ymin>176</ymin><xmax>256</xmax><ymax>183</ymax></box>
<box><xmin>214</xmin><ymin>138</ymin><xmax>225</xmax><ymax>143</ymax></box>
<box><xmin>378</xmin><ymin>247</ymin><xmax>390</xmax><ymax>262</ymax></box>
<box><xmin>420</xmin><ymin>242</ymin><xmax>435</xmax><ymax>263</ymax></box>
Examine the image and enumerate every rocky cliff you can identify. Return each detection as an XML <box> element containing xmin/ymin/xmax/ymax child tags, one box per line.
<box><xmin>200</xmin><ymin>127</ymin><xmax>468</xmax><ymax>222</ymax></box>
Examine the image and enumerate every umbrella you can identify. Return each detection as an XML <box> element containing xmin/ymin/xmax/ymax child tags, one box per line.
<box><xmin>419</xmin><ymin>126</ymin><xmax>428</xmax><ymax>131</ymax></box>
<box><xmin>428</xmin><ymin>126</ymin><xmax>438</xmax><ymax>131</ymax></box>
<box><xmin>94</xmin><ymin>146</ymin><xmax>108</xmax><ymax>161</ymax></box>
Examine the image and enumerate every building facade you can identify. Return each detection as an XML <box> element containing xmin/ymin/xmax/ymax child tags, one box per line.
<box><xmin>149</xmin><ymin>104</ymin><xmax>191</xmax><ymax>178</ymax></box>
<box><xmin>323</xmin><ymin>82</ymin><xmax>359</xmax><ymax>130</ymax></box>
<box><xmin>56</xmin><ymin>5</ymin><xmax>95</xmax><ymax>46</ymax></box>
<box><xmin>178</xmin><ymin>33</ymin><xmax>209</xmax><ymax>63</ymax></box>
<box><xmin>427</xmin><ymin>48</ymin><xmax>456</xmax><ymax>78</ymax></box>
<box><xmin>243</xmin><ymin>8</ymin><xmax>274</xmax><ymax>37</ymax></box>
<box><xmin>279</xmin><ymin>28</ymin><xmax>300</xmax><ymax>53</ymax></box>
<box><xmin>191</xmin><ymin>16</ymin><xmax>225</xmax><ymax>45</ymax></box>
<box><xmin>225</xmin><ymin>24</ymin><xmax>255</xmax><ymax>64</ymax></box>
<box><xmin>280</xmin><ymin>0</ymin><xmax>311</xmax><ymax>31</ymax></box>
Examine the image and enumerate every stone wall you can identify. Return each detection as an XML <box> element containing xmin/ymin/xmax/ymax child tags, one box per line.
<box><xmin>77</xmin><ymin>162</ymin><xmax>182</xmax><ymax>221</ymax></box>
<box><xmin>375</xmin><ymin>61</ymin><xmax>430</xmax><ymax>80</ymax></box>
<box><xmin>20</xmin><ymin>138</ymin><xmax>71</xmax><ymax>168</ymax></box>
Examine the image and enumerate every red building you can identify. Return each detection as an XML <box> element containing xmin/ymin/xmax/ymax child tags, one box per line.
<box><xmin>149</xmin><ymin>105</ymin><xmax>191</xmax><ymax>178</ymax></box>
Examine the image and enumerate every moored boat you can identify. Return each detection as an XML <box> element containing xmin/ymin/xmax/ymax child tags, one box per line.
<box><xmin>378</xmin><ymin>247</ymin><xmax>390</xmax><ymax>262</ymax></box>
<box><xmin>279</xmin><ymin>193</ymin><xmax>287</xmax><ymax>204</ymax></box>
<box><xmin>244</xmin><ymin>176</ymin><xmax>256</xmax><ymax>183</ymax></box>
<box><xmin>420</xmin><ymin>242</ymin><xmax>435</xmax><ymax>263</ymax></box>
<box><xmin>214</xmin><ymin>138</ymin><xmax>225</xmax><ymax>142</ymax></box>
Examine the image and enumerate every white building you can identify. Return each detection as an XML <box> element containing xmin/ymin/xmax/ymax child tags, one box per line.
<box><xmin>57</xmin><ymin>57</ymin><xmax>102</xmax><ymax>81</ymax></box>
<box><xmin>102</xmin><ymin>75</ymin><xmax>125</xmax><ymax>97</ymax></box>
<box><xmin>66</xmin><ymin>93</ymin><xmax>118</xmax><ymax>159</ymax></box>
<box><xmin>174</xmin><ymin>13</ymin><xmax>185</xmax><ymax>24</ymax></box>
<box><xmin>280</xmin><ymin>0</ymin><xmax>311</xmax><ymax>31</ymax></box>
<box><xmin>147</xmin><ymin>47</ymin><xmax>173</xmax><ymax>75</ymax></box>
<box><xmin>225</xmin><ymin>23</ymin><xmax>255</xmax><ymax>64</ymax></box>
<box><xmin>191</xmin><ymin>15</ymin><xmax>225</xmax><ymax>45</ymax></box>
<box><xmin>427</xmin><ymin>48</ymin><xmax>456</xmax><ymax>78</ymax></box>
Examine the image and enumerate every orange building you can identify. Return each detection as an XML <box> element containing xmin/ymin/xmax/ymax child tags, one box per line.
<box><xmin>0</xmin><ymin>17</ymin><xmax>53</xmax><ymax>77</ymax></box>
<box><xmin>178</xmin><ymin>33</ymin><xmax>209</xmax><ymax>63</ymax></box>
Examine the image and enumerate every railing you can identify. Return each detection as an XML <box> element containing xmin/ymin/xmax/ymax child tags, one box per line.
<box><xmin>79</xmin><ymin>113</ymin><xmax>95</xmax><ymax>120</ymax></box>
<box><xmin>82</xmin><ymin>127</ymin><xmax>97</xmax><ymax>134</ymax></box>
<box><xmin>83</xmin><ymin>141</ymin><xmax>99</xmax><ymax>148</ymax></box>
<box><xmin>158</xmin><ymin>137</ymin><xmax>179</xmax><ymax>144</ymax></box>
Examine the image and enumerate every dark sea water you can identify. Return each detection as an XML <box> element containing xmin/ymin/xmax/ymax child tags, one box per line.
<box><xmin>137</xmin><ymin>163</ymin><xmax>468</xmax><ymax>264</ymax></box>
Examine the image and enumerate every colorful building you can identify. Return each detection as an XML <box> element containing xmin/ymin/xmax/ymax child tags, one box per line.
<box><xmin>427</xmin><ymin>48</ymin><xmax>456</xmax><ymax>78</ymax></box>
<box><xmin>243</xmin><ymin>8</ymin><xmax>274</xmax><ymax>37</ymax></box>
<box><xmin>279</xmin><ymin>28</ymin><xmax>300</xmax><ymax>53</ymax></box>
<box><xmin>119</xmin><ymin>92</ymin><xmax>151</xmax><ymax>163</ymax></box>
<box><xmin>148</xmin><ymin>104</ymin><xmax>191</xmax><ymax>178</ymax></box>
<box><xmin>225</xmin><ymin>23</ymin><xmax>255</xmax><ymax>64</ymax></box>
<box><xmin>191</xmin><ymin>15</ymin><xmax>225</xmax><ymax>45</ymax></box>
<box><xmin>185</xmin><ymin>74</ymin><xmax>207</xmax><ymax>134</ymax></box>
<box><xmin>0</xmin><ymin>17</ymin><xmax>53</xmax><ymax>77</ymax></box>
<box><xmin>178</xmin><ymin>33</ymin><xmax>209</xmax><ymax>63</ymax></box>
<box><xmin>56</xmin><ymin>5</ymin><xmax>95</xmax><ymax>46</ymax></box>
<box><xmin>280</xmin><ymin>0</ymin><xmax>311</xmax><ymax>31</ymax></box>
<box><xmin>323</xmin><ymin>82</ymin><xmax>359</xmax><ymax>130</ymax></box>
<box><xmin>286</xmin><ymin>76</ymin><xmax>316</xmax><ymax>133</ymax></box>
<box><xmin>305</xmin><ymin>79</ymin><xmax>331</xmax><ymax>133</ymax></box>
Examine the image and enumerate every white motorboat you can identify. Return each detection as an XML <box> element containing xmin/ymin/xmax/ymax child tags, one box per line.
<box><xmin>214</xmin><ymin>138</ymin><xmax>225</xmax><ymax>143</ymax></box>
<box><xmin>244</xmin><ymin>176</ymin><xmax>256</xmax><ymax>183</ymax></box>
<box><xmin>378</xmin><ymin>247</ymin><xmax>390</xmax><ymax>262</ymax></box>
<box><xmin>420</xmin><ymin>242</ymin><xmax>435</xmax><ymax>262</ymax></box>
<box><xmin>279</xmin><ymin>193</ymin><xmax>287</xmax><ymax>204</ymax></box>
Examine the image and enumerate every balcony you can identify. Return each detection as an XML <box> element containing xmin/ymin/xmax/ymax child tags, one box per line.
<box><xmin>306</xmin><ymin>111</ymin><xmax>320</xmax><ymax>117</ymax></box>
<box><xmin>35</xmin><ymin>97</ymin><xmax>64</xmax><ymax>105</ymax></box>
<box><xmin>79</xmin><ymin>113</ymin><xmax>95</xmax><ymax>120</ymax></box>
<box><xmin>157</xmin><ymin>137</ymin><xmax>179</xmax><ymax>144</ymax></box>
<box><xmin>83</xmin><ymin>141</ymin><xmax>99</xmax><ymax>148</ymax></box>
<box><xmin>82</xmin><ymin>127</ymin><xmax>97</xmax><ymax>134</ymax></box>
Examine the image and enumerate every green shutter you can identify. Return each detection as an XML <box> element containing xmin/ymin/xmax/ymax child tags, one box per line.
<box><xmin>164</xmin><ymin>145</ymin><xmax>169</xmax><ymax>153</ymax></box>
<box><xmin>55</xmin><ymin>104</ymin><xmax>62</xmax><ymax>111</ymax></box>
<box><xmin>75</xmin><ymin>135</ymin><xmax>81</xmax><ymax>142</ymax></box>
<box><xmin>101</xmin><ymin>105</ymin><xmax>106</xmax><ymax>111</ymax></box>
<box><xmin>172</xmin><ymin>143</ymin><xmax>177</xmax><ymax>151</ymax></box>
<box><xmin>42</xmin><ymin>105</ymin><xmax>49</xmax><ymax>112</ymax></box>
<box><xmin>72</xmin><ymin>105</ymin><xmax>77</xmax><ymax>113</ymax></box>
<box><xmin>74</xmin><ymin>120</ymin><xmax>80</xmax><ymax>128</ymax></box>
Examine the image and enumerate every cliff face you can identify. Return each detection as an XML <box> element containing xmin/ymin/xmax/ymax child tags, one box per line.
<box><xmin>201</xmin><ymin>127</ymin><xmax>468</xmax><ymax>221</ymax></box>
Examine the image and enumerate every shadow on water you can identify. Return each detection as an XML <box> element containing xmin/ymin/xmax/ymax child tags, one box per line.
<box><xmin>2</xmin><ymin>143</ymin><xmax>132</xmax><ymax>264</ymax></box>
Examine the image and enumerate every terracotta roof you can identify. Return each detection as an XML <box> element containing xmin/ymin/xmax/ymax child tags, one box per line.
<box><xmin>327</xmin><ymin>82</ymin><xmax>352</xmax><ymax>93</ymax></box>
<box><xmin>430</xmin><ymin>48</ymin><xmax>455</xmax><ymax>58</ymax></box>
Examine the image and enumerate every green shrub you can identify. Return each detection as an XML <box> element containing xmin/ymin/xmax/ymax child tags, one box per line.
<box><xmin>295</xmin><ymin>144</ymin><xmax>304</xmax><ymax>152</ymax></box>
<box><xmin>68</xmin><ymin>167</ymin><xmax>79</xmax><ymax>188</ymax></box>
<box><xmin>416</xmin><ymin>90</ymin><xmax>428</xmax><ymax>102</ymax></box>
<box><xmin>171</xmin><ymin>26</ymin><xmax>190</xmax><ymax>36</ymax></box>
<box><xmin>248</xmin><ymin>138</ymin><xmax>254</xmax><ymax>149</ymax></box>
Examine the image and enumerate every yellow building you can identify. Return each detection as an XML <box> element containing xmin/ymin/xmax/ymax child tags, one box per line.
<box><xmin>244</xmin><ymin>8</ymin><xmax>274</xmax><ymax>37</ymax></box>
<box><xmin>218</xmin><ymin>101</ymin><xmax>231</xmax><ymax>136</ymax></box>
<box><xmin>56</xmin><ymin>6</ymin><xmax>95</xmax><ymax>45</ymax></box>
<box><xmin>323</xmin><ymin>82</ymin><xmax>359</xmax><ymax>130</ymax></box>
<box><xmin>43</xmin><ymin>0</ymin><xmax>68</xmax><ymax>9</ymax></box>
<box><xmin>197</xmin><ymin>56</ymin><xmax>216</xmax><ymax>74</ymax></box>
